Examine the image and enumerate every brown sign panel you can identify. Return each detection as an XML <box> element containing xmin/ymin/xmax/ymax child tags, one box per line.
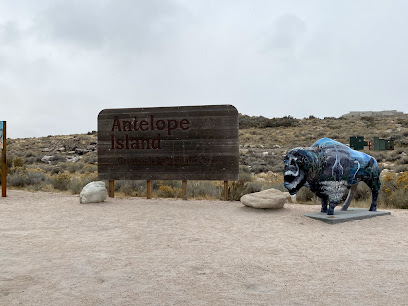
<box><xmin>98</xmin><ymin>105</ymin><xmax>239</xmax><ymax>180</ymax></box>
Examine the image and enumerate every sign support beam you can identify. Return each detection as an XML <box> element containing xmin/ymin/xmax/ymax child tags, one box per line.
<box><xmin>182</xmin><ymin>180</ymin><xmax>187</xmax><ymax>200</ymax></box>
<box><xmin>224</xmin><ymin>181</ymin><xmax>228</xmax><ymax>201</ymax></box>
<box><xmin>108</xmin><ymin>180</ymin><xmax>114</xmax><ymax>198</ymax></box>
<box><xmin>146</xmin><ymin>180</ymin><xmax>152</xmax><ymax>199</ymax></box>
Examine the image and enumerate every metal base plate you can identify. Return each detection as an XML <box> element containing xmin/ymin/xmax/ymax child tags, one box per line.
<box><xmin>304</xmin><ymin>208</ymin><xmax>391</xmax><ymax>224</ymax></box>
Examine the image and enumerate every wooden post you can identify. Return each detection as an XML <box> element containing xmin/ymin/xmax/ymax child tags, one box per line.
<box><xmin>146</xmin><ymin>180</ymin><xmax>152</xmax><ymax>199</ymax></box>
<box><xmin>224</xmin><ymin>180</ymin><xmax>228</xmax><ymax>201</ymax></box>
<box><xmin>108</xmin><ymin>180</ymin><xmax>115</xmax><ymax>198</ymax></box>
<box><xmin>1</xmin><ymin>121</ymin><xmax>6</xmax><ymax>197</ymax></box>
<box><xmin>182</xmin><ymin>180</ymin><xmax>187</xmax><ymax>200</ymax></box>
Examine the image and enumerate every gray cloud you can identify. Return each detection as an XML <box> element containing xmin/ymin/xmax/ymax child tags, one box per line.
<box><xmin>35</xmin><ymin>0</ymin><xmax>185</xmax><ymax>52</ymax></box>
<box><xmin>270</xmin><ymin>14</ymin><xmax>307</xmax><ymax>51</ymax></box>
<box><xmin>0</xmin><ymin>21</ymin><xmax>21</xmax><ymax>43</ymax></box>
<box><xmin>0</xmin><ymin>0</ymin><xmax>407</xmax><ymax>138</ymax></box>
<box><xmin>36</xmin><ymin>1</ymin><xmax>105</xmax><ymax>48</ymax></box>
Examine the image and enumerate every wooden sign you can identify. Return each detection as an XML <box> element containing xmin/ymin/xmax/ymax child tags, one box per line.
<box><xmin>98</xmin><ymin>105</ymin><xmax>239</xmax><ymax>181</ymax></box>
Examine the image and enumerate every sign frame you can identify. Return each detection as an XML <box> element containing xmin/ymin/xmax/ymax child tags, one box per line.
<box><xmin>97</xmin><ymin>105</ymin><xmax>239</xmax><ymax>182</ymax></box>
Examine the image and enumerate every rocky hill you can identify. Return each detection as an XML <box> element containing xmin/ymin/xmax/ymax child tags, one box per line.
<box><xmin>5</xmin><ymin>114</ymin><xmax>408</xmax><ymax>174</ymax></box>
<box><xmin>238</xmin><ymin>114</ymin><xmax>408</xmax><ymax>173</ymax></box>
<box><xmin>2</xmin><ymin>114</ymin><xmax>408</xmax><ymax>205</ymax></box>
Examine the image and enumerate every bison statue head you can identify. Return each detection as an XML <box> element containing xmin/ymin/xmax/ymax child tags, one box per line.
<box><xmin>283</xmin><ymin>148</ymin><xmax>310</xmax><ymax>195</ymax></box>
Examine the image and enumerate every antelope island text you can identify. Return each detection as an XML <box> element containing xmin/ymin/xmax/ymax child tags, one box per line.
<box><xmin>110</xmin><ymin>115</ymin><xmax>190</xmax><ymax>150</ymax></box>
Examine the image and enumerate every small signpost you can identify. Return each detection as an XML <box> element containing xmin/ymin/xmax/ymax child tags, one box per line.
<box><xmin>1</xmin><ymin>121</ymin><xmax>6</xmax><ymax>197</ymax></box>
<box><xmin>98</xmin><ymin>105</ymin><xmax>239</xmax><ymax>200</ymax></box>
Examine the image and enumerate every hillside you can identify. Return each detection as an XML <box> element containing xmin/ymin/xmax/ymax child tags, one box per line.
<box><xmin>2</xmin><ymin>114</ymin><xmax>408</xmax><ymax>206</ymax></box>
<box><xmin>238</xmin><ymin>114</ymin><xmax>408</xmax><ymax>173</ymax></box>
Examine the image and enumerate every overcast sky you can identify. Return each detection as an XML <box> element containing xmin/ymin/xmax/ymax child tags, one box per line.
<box><xmin>1</xmin><ymin>0</ymin><xmax>407</xmax><ymax>138</ymax></box>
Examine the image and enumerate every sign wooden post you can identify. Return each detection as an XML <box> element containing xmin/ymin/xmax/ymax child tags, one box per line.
<box><xmin>182</xmin><ymin>180</ymin><xmax>187</xmax><ymax>200</ymax></box>
<box><xmin>108</xmin><ymin>180</ymin><xmax>115</xmax><ymax>198</ymax></box>
<box><xmin>224</xmin><ymin>181</ymin><xmax>228</xmax><ymax>201</ymax></box>
<box><xmin>1</xmin><ymin>121</ymin><xmax>6</xmax><ymax>197</ymax></box>
<box><xmin>98</xmin><ymin>105</ymin><xmax>239</xmax><ymax>199</ymax></box>
<box><xmin>146</xmin><ymin>180</ymin><xmax>152</xmax><ymax>199</ymax></box>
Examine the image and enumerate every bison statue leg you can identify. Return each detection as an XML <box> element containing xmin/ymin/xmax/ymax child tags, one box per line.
<box><xmin>327</xmin><ymin>202</ymin><xmax>339</xmax><ymax>215</ymax></box>
<box><xmin>321</xmin><ymin>196</ymin><xmax>339</xmax><ymax>215</ymax></box>
<box><xmin>363</xmin><ymin>157</ymin><xmax>381</xmax><ymax>212</ymax></box>
<box><xmin>341</xmin><ymin>184</ymin><xmax>358</xmax><ymax>211</ymax></box>
<box><xmin>369</xmin><ymin>188</ymin><xmax>379</xmax><ymax>211</ymax></box>
<box><xmin>363</xmin><ymin>174</ymin><xmax>380</xmax><ymax>212</ymax></box>
<box><xmin>321</xmin><ymin>198</ymin><xmax>328</xmax><ymax>213</ymax></box>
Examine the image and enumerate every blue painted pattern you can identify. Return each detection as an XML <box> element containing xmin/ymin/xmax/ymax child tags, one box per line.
<box><xmin>284</xmin><ymin>138</ymin><xmax>381</xmax><ymax>215</ymax></box>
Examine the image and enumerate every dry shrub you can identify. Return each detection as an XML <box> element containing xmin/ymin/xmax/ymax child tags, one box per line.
<box><xmin>187</xmin><ymin>181</ymin><xmax>221</xmax><ymax>199</ymax></box>
<box><xmin>115</xmin><ymin>180</ymin><xmax>146</xmax><ymax>197</ymax></box>
<box><xmin>7</xmin><ymin>168</ymin><xmax>30</xmax><ymax>187</ymax></box>
<box><xmin>399</xmin><ymin>157</ymin><xmax>408</xmax><ymax>165</ymax></box>
<box><xmin>238</xmin><ymin>181</ymin><xmax>261</xmax><ymax>195</ymax></box>
<box><xmin>13</xmin><ymin>157</ymin><xmax>24</xmax><ymax>167</ymax></box>
<box><xmin>67</xmin><ymin>177</ymin><xmax>83</xmax><ymax>194</ymax></box>
<box><xmin>67</xmin><ymin>172</ymin><xmax>98</xmax><ymax>194</ymax></box>
<box><xmin>239</xmin><ymin>115</ymin><xmax>299</xmax><ymax>129</ymax></box>
<box><xmin>395</xmin><ymin>164</ymin><xmax>408</xmax><ymax>173</ymax></box>
<box><xmin>353</xmin><ymin>183</ymin><xmax>372</xmax><ymax>201</ymax></box>
<box><xmin>79</xmin><ymin>164</ymin><xmax>97</xmax><ymax>174</ymax></box>
<box><xmin>157</xmin><ymin>185</ymin><xmax>183</xmax><ymax>198</ymax></box>
<box><xmin>27</xmin><ymin>169</ymin><xmax>48</xmax><ymax>185</ymax></box>
<box><xmin>67</xmin><ymin>162</ymin><xmax>84</xmax><ymax>173</ymax></box>
<box><xmin>119</xmin><ymin>185</ymin><xmax>134</xmax><ymax>196</ymax></box>
<box><xmin>382</xmin><ymin>188</ymin><xmax>408</xmax><ymax>209</ymax></box>
<box><xmin>51</xmin><ymin>172</ymin><xmax>71</xmax><ymax>190</ymax></box>
<box><xmin>269</xmin><ymin>182</ymin><xmax>286</xmax><ymax>192</ymax></box>
<box><xmin>295</xmin><ymin>187</ymin><xmax>316</xmax><ymax>203</ymax></box>
<box><xmin>228</xmin><ymin>168</ymin><xmax>255</xmax><ymax>200</ymax></box>
<box><xmin>380</xmin><ymin>171</ymin><xmax>408</xmax><ymax>209</ymax></box>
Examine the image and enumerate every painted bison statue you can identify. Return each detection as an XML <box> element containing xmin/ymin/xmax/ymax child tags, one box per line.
<box><xmin>283</xmin><ymin>138</ymin><xmax>381</xmax><ymax>215</ymax></box>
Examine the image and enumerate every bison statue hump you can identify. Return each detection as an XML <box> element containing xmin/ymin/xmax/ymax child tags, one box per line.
<box><xmin>283</xmin><ymin>138</ymin><xmax>381</xmax><ymax>215</ymax></box>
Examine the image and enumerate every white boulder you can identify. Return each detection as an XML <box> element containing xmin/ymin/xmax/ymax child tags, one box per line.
<box><xmin>80</xmin><ymin>181</ymin><xmax>108</xmax><ymax>204</ymax></box>
<box><xmin>240</xmin><ymin>188</ymin><xmax>288</xmax><ymax>209</ymax></box>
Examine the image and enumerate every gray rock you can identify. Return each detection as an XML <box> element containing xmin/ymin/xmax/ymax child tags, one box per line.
<box><xmin>87</xmin><ymin>145</ymin><xmax>97</xmax><ymax>151</ymax></box>
<box><xmin>240</xmin><ymin>188</ymin><xmax>288</xmax><ymax>209</ymax></box>
<box><xmin>80</xmin><ymin>181</ymin><xmax>108</xmax><ymax>204</ymax></box>
<box><xmin>75</xmin><ymin>148</ymin><xmax>90</xmax><ymax>155</ymax></box>
<box><xmin>41</xmin><ymin>155</ymin><xmax>54</xmax><ymax>164</ymax></box>
<box><xmin>66</xmin><ymin>156</ymin><xmax>82</xmax><ymax>163</ymax></box>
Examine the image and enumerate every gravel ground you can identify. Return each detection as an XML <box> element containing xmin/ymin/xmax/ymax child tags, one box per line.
<box><xmin>1</xmin><ymin>190</ymin><xmax>407</xmax><ymax>305</ymax></box>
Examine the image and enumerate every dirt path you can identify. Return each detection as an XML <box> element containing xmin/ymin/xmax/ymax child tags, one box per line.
<box><xmin>1</xmin><ymin>190</ymin><xmax>407</xmax><ymax>305</ymax></box>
